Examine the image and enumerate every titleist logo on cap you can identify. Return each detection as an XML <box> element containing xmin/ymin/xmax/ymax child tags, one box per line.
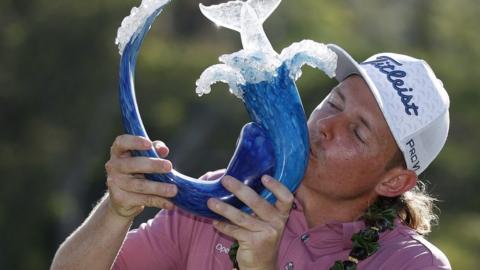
<box><xmin>361</xmin><ymin>56</ymin><xmax>419</xmax><ymax>116</ymax></box>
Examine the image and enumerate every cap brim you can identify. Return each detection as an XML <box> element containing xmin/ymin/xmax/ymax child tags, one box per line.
<box><xmin>327</xmin><ymin>44</ymin><xmax>362</xmax><ymax>81</ymax></box>
<box><xmin>327</xmin><ymin>44</ymin><xmax>386</xmax><ymax>113</ymax></box>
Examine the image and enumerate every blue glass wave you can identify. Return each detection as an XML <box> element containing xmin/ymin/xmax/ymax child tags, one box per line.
<box><xmin>118</xmin><ymin>3</ymin><xmax>309</xmax><ymax>219</ymax></box>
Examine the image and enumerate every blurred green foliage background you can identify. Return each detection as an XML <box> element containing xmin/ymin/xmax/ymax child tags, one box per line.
<box><xmin>0</xmin><ymin>0</ymin><xmax>479</xmax><ymax>268</ymax></box>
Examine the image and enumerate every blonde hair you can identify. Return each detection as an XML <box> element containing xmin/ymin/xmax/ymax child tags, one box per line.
<box><xmin>384</xmin><ymin>150</ymin><xmax>439</xmax><ymax>235</ymax></box>
<box><xmin>397</xmin><ymin>181</ymin><xmax>439</xmax><ymax>235</ymax></box>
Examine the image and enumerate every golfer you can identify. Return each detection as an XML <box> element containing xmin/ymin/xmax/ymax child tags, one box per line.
<box><xmin>51</xmin><ymin>45</ymin><xmax>451</xmax><ymax>270</ymax></box>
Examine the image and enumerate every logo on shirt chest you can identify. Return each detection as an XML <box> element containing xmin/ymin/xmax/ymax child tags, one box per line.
<box><xmin>215</xmin><ymin>243</ymin><xmax>230</xmax><ymax>254</ymax></box>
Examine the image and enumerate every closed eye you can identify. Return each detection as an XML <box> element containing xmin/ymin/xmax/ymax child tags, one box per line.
<box><xmin>327</xmin><ymin>101</ymin><xmax>341</xmax><ymax>111</ymax></box>
<box><xmin>354</xmin><ymin>129</ymin><xmax>365</xmax><ymax>144</ymax></box>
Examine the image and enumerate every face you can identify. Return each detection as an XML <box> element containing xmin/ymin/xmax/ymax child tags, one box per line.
<box><xmin>303</xmin><ymin>75</ymin><xmax>399</xmax><ymax>200</ymax></box>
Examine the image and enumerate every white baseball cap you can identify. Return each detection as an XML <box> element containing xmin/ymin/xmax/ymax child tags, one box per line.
<box><xmin>327</xmin><ymin>44</ymin><xmax>450</xmax><ymax>175</ymax></box>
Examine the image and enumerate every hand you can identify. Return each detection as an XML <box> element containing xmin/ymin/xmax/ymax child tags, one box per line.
<box><xmin>207</xmin><ymin>175</ymin><xmax>294</xmax><ymax>270</ymax></box>
<box><xmin>104</xmin><ymin>135</ymin><xmax>178</xmax><ymax>221</ymax></box>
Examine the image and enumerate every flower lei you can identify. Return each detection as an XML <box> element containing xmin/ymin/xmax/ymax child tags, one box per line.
<box><xmin>330</xmin><ymin>197</ymin><xmax>399</xmax><ymax>270</ymax></box>
<box><xmin>228</xmin><ymin>197</ymin><xmax>399</xmax><ymax>270</ymax></box>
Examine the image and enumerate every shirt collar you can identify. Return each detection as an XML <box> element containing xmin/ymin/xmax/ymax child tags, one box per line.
<box><xmin>288</xmin><ymin>197</ymin><xmax>387</xmax><ymax>250</ymax></box>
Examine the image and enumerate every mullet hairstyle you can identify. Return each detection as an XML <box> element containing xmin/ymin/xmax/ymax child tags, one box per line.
<box><xmin>384</xmin><ymin>149</ymin><xmax>439</xmax><ymax>235</ymax></box>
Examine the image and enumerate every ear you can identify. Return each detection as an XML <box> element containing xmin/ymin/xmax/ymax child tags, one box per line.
<box><xmin>375</xmin><ymin>168</ymin><xmax>417</xmax><ymax>197</ymax></box>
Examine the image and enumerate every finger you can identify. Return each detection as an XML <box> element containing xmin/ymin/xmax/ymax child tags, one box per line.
<box><xmin>261</xmin><ymin>175</ymin><xmax>294</xmax><ymax>215</ymax></box>
<box><xmin>111</xmin><ymin>135</ymin><xmax>152</xmax><ymax>157</ymax></box>
<box><xmin>113</xmin><ymin>188</ymin><xmax>175</xmax><ymax>210</ymax></box>
<box><xmin>199</xmin><ymin>168</ymin><xmax>227</xmax><ymax>180</ymax></box>
<box><xmin>109</xmin><ymin>175</ymin><xmax>178</xmax><ymax>198</ymax></box>
<box><xmin>207</xmin><ymin>198</ymin><xmax>263</xmax><ymax>232</ymax></box>
<box><xmin>153</xmin><ymin>140</ymin><xmax>169</xmax><ymax>158</ymax></box>
<box><xmin>135</xmin><ymin>193</ymin><xmax>175</xmax><ymax>210</ymax></box>
<box><xmin>112</xmin><ymin>156</ymin><xmax>172</xmax><ymax>174</ymax></box>
<box><xmin>212</xmin><ymin>220</ymin><xmax>245</xmax><ymax>240</ymax></box>
<box><xmin>220</xmin><ymin>176</ymin><xmax>277</xmax><ymax>222</ymax></box>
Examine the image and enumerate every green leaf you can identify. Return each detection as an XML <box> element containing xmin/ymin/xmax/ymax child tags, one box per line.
<box><xmin>330</xmin><ymin>261</ymin><xmax>345</xmax><ymax>270</ymax></box>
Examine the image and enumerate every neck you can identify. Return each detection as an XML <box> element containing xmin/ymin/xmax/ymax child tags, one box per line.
<box><xmin>295</xmin><ymin>184</ymin><xmax>377</xmax><ymax>228</ymax></box>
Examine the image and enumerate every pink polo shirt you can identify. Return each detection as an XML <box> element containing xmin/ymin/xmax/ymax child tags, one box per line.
<box><xmin>113</xmin><ymin>198</ymin><xmax>450</xmax><ymax>270</ymax></box>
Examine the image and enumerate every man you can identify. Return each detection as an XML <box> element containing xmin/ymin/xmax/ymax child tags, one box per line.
<box><xmin>51</xmin><ymin>45</ymin><xmax>451</xmax><ymax>269</ymax></box>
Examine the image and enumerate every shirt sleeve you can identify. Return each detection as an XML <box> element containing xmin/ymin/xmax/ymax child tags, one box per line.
<box><xmin>112</xmin><ymin>170</ymin><xmax>226</xmax><ymax>270</ymax></box>
<box><xmin>112</xmin><ymin>209</ymin><xmax>194</xmax><ymax>270</ymax></box>
<box><xmin>396</xmin><ymin>250</ymin><xmax>451</xmax><ymax>270</ymax></box>
<box><xmin>402</xmin><ymin>235</ymin><xmax>452</xmax><ymax>270</ymax></box>
<box><xmin>376</xmin><ymin>234</ymin><xmax>452</xmax><ymax>270</ymax></box>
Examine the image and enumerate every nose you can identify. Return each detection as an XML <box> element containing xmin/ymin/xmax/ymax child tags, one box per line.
<box><xmin>314</xmin><ymin>113</ymin><xmax>348</xmax><ymax>142</ymax></box>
